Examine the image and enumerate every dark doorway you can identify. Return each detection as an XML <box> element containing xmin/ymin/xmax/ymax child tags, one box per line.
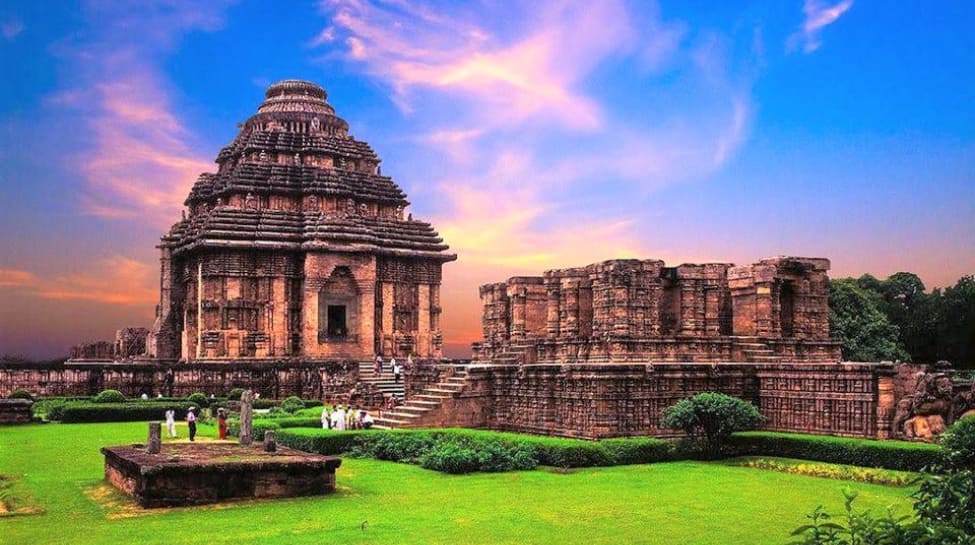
<box><xmin>327</xmin><ymin>305</ymin><xmax>347</xmax><ymax>338</ymax></box>
<box><xmin>780</xmin><ymin>282</ymin><xmax>795</xmax><ymax>338</ymax></box>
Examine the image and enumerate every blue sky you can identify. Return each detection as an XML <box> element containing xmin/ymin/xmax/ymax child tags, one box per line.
<box><xmin>0</xmin><ymin>0</ymin><xmax>972</xmax><ymax>359</ymax></box>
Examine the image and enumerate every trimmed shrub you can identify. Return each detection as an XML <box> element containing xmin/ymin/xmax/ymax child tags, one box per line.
<box><xmin>8</xmin><ymin>389</ymin><xmax>34</xmax><ymax>401</ymax></box>
<box><xmin>661</xmin><ymin>393</ymin><xmax>764</xmax><ymax>456</ymax></box>
<box><xmin>46</xmin><ymin>402</ymin><xmax>67</xmax><ymax>421</ymax></box>
<box><xmin>186</xmin><ymin>392</ymin><xmax>209</xmax><ymax>409</ymax></box>
<box><xmin>227</xmin><ymin>388</ymin><xmax>245</xmax><ymax>400</ymax></box>
<box><xmin>227</xmin><ymin>417</ymin><xmax>321</xmax><ymax>439</ymax></box>
<box><xmin>93</xmin><ymin>390</ymin><xmax>126</xmax><ymax>403</ymax></box>
<box><xmin>276</xmin><ymin>428</ymin><xmax>374</xmax><ymax>455</ymax></box>
<box><xmin>420</xmin><ymin>443</ymin><xmax>480</xmax><ymax>474</ymax></box>
<box><xmin>602</xmin><ymin>437</ymin><xmax>675</xmax><ymax>465</ymax></box>
<box><xmin>61</xmin><ymin>402</ymin><xmax>192</xmax><ymax>423</ymax></box>
<box><xmin>729</xmin><ymin>431</ymin><xmax>942</xmax><ymax>471</ymax></box>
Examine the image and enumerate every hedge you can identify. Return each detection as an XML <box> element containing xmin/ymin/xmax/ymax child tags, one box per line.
<box><xmin>275</xmin><ymin>428</ymin><xmax>677</xmax><ymax>472</ymax></box>
<box><xmin>277</xmin><ymin>428</ymin><xmax>376</xmax><ymax>455</ymax></box>
<box><xmin>729</xmin><ymin>431</ymin><xmax>943</xmax><ymax>472</ymax></box>
<box><xmin>60</xmin><ymin>402</ymin><xmax>195</xmax><ymax>423</ymax></box>
<box><xmin>226</xmin><ymin>417</ymin><xmax>323</xmax><ymax>439</ymax></box>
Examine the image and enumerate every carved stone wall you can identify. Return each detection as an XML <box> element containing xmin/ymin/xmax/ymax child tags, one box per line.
<box><xmin>412</xmin><ymin>362</ymin><xmax>894</xmax><ymax>439</ymax></box>
<box><xmin>0</xmin><ymin>361</ymin><xmax>358</xmax><ymax>399</ymax></box>
<box><xmin>475</xmin><ymin>257</ymin><xmax>841</xmax><ymax>364</ymax></box>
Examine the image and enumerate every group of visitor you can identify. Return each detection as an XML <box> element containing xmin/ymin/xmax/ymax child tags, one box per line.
<box><xmin>320</xmin><ymin>404</ymin><xmax>374</xmax><ymax>430</ymax></box>
<box><xmin>374</xmin><ymin>353</ymin><xmax>414</xmax><ymax>381</ymax></box>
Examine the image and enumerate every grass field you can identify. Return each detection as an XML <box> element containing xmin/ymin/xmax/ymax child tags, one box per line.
<box><xmin>0</xmin><ymin>422</ymin><xmax>914</xmax><ymax>545</ymax></box>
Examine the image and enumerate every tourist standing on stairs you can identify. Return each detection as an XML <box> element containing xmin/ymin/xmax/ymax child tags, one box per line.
<box><xmin>164</xmin><ymin>408</ymin><xmax>177</xmax><ymax>438</ymax></box>
<box><xmin>375</xmin><ymin>354</ymin><xmax>383</xmax><ymax>374</ymax></box>
<box><xmin>393</xmin><ymin>360</ymin><xmax>402</xmax><ymax>383</ymax></box>
<box><xmin>187</xmin><ymin>407</ymin><xmax>197</xmax><ymax>441</ymax></box>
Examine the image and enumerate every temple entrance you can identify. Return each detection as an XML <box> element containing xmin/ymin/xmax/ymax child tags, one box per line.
<box><xmin>318</xmin><ymin>266</ymin><xmax>359</xmax><ymax>343</ymax></box>
<box><xmin>780</xmin><ymin>281</ymin><xmax>795</xmax><ymax>338</ymax></box>
<box><xmin>327</xmin><ymin>305</ymin><xmax>347</xmax><ymax>338</ymax></box>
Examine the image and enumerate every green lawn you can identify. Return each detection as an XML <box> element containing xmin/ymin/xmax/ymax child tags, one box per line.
<box><xmin>0</xmin><ymin>422</ymin><xmax>914</xmax><ymax>545</ymax></box>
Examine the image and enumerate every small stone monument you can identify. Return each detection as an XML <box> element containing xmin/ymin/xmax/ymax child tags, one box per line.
<box><xmin>240</xmin><ymin>390</ymin><xmax>254</xmax><ymax>446</ymax></box>
<box><xmin>147</xmin><ymin>421</ymin><xmax>162</xmax><ymax>454</ymax></box>
<box><xmin>264</xmin><ymin>430</ymin><xmax>277</xmax><ymax>452</ymax></box>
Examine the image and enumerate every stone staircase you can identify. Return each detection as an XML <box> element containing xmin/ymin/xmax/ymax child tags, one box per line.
<box><xmin>736</xmin><ymin>338</ymin><xmax>781</xmax><ymax>363</ymax></box>
<box><xmin>373</xmin><ymin>366</ymin><xmax>469</xmax><ymax>430</ymax></box>
<box><xmin>356</xmin><ymin>361</ymin><xmax>405</xmax><ymax>402</ymax></box>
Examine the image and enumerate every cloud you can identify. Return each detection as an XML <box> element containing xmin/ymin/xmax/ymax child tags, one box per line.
<box><xmin>1</xmin><ymin>18</ymin><xmax>24</xmax><ymax>40</ymax></box>
<box><xmin>50</xmin><ymin>1</ymin><xmax>230</xmax><ymax>228</ymax></box>
<box><xmin>0</xmin><ymin>257</ymin><xmax>156</xmax><ymax>306</ymax></box>
<box><xmin>315</xmin><ymin>2</ymin><xmax>759</xmax><ymax>349</ymax></box>
<box><xmin>788</xmin><ymin>0</ymin><xmax>854</xmax><ymax>53</ymax></box>
<box><xmin>317</xmin><ymin>0</ymin><xmax>645</xmax><ymax>131</ymax></box>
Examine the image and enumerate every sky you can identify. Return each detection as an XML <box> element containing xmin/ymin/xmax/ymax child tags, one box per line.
<box><xmin>0</xmin><ymin>0</ymin><xmax>972</xmax><ymax>360</ymax></box>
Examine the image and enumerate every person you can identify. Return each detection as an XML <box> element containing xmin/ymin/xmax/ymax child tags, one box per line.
<box><xmin>164</xmin><ymin>407</ymin><xmax>177</xmax><ymax>438</ymax></box>
<box><xmin>361</xmin><ymin>410</ymin><xmax>374</xmax><ymax>430</ymax></box>
<box><xmin>217</xmin><ymin>408</ymin><xmax>228</xmax><ymax>440</ymax></box>
<box><xmin>156</xmin><ymin>393</ymin><xmax>163</xmax><ymax>399</ymax></box>
<box><xmin>186</xmin><ymin>407</ymin><xmax>197</xmax><ymax>442</ymax></box>
<box><xmin>332</xmin><ymin>405</ymin><xmax>346</xmax><ymax>431</ymax></box>
<box><xmin>375</xmin><ymin>354</ymin><xmax>383</xmax><ymax>374</ymax></box>
<box><xmin>393</xmin><ymin>360</ymin><xmax>402</xmax><ymax>383</ymax></box>
<box><xmin>141</xmin><ymin>392</ymin><xmax>149</xmax><ymax>401</ymax></box>
<box><xmin>405</xmin><ymin>353</ymin><xmax>413</xmax><ymax>371</ymax></box>
<box><xmin>321</xmin><ymin>405</ymin><xmax>331</xmax><ymax>429</ymax></box>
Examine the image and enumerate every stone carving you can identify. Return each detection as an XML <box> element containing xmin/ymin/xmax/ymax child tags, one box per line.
<box><xmin>294</xmin><ymin>153</ymin><xmax>301</xmax><ymax>165</ymax></box>
<box><xmin>359</xmin><ymin>203</ymin><xmax>369</xmax><ymax>216</ymax></box>
<box><xmin>147</xmin><ymin>421</ymin><xmax>161</xmax><ymax>454</ymax></box>
<box><xmin>345</xmin><ymin>198</ymin><xmax>356</xmax><ymax>217</ymax></box>
<box><xmin>893</xmin><ymin>367</ymin><xmax>965</xmax><ymax>441</ymax></box>
<box><xmin>259</xmin><ymin>150</ymin><xmax>268</xmax><ymax>162</ymax></box>
<box><xmin>311</xmin><ymin>116</ymin><xmax>320</xmax><ymax>131</ymax></box>
<box><xmin>240</xmin><ymin>390</ymin><xmax>254</xmax><ymax>446</ymax></box>
<box><xmin>244</xmin><ymin>192</ymin><xmax>257</xmax><ymax>210</ymax></box>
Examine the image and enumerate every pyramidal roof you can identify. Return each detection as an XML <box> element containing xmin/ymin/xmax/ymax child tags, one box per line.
<box><xmin>161</xmin><ymin>80</ymin><xmax>456</xmax><ymax>262</ymax></box>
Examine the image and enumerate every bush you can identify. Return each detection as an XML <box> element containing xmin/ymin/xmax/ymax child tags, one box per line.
<box><xmin>277</xmin><ymin>428</ymin><xmax>374</xmax><ymax>455</ymax></box>
<box><xmin>420</xmin><ymin>443</ymin><xmax>481</xmax><ymax>474</ymax></box>
<box><xmin>93</xmin><ymin>390</ymin><xmax>126</xmax><ymax>403</ymax></box>
<box><xmin>661</xmin><ymin>393</ymin><xmax>764</xmax><ymax>456</ymax></box>
<box><xmin>602</xmin><ymin>437</ymin><xmax>675</xmax><ymax>465</ymax></box>
<box><xmin>228</xmin><ymin>388</ymin><xmax>245</xmax><ymax>400</ymax></box>
<box><xmin>61</xmin><ymin>402</ymin><xmax>192</xmax><ymax>423</ymax></box>
<box><xmin>939</xmin><ymin>416</ymin><xmax>975</xmax><ymax>469</ymax></box>
<box><xmin>46</xmin><ymin>402</ymin><xmax>67</xmax><ymax>421</ymax></box>
<box><xmin>8</xmin><ymin>389</ymin><xmax>34</xmax><ymax>401</ymax></box>
<box><xmin>186</xmin><ymin>392</ymin><xmax>209</xmax><ymax>409</ymax></box>
<box><xmin>730</xmin><ymin>431</ymin><xmax>941</xmax><ymax>472</ymax></box>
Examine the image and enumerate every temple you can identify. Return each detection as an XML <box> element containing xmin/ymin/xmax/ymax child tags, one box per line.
<box><xmin>473</xmin><ymin>257</ymin><xmax>841</xmax><ymax>364</ymax></box>
<box><xmin>148</xmin><ymin>80</ymin><xmax>456</xmax><ymax>362</ymax></box>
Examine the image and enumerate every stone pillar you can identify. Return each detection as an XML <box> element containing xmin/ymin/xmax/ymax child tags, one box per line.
<box><xmin>381</xmin><ymin>282</ymin><xmax>394</xmax><ymax>349</ymax></box>
<box><xmin>271</xmin><ymin>276</ymin><xmax>288</xmax><ymax>356</ymax></box>
<box><xmin>510</xmin><ymin>290</ymin><xmax>526</xmax><ymax>341</ymax></box>
<box><xmin>755</xmin><ymin>282</ymin><xmax>774</xmax><ymax>337</ymax></box>
<box><xmin>417</xmin><ymin>284</ymin><xmax>431</xmax><ymax>355</ymax></box>
<box><xmin>147</xmin><ymin>421</ymin><xmax>161</xmax><ymax>454</ymax></box>
<box><xmin>545</xmin><ymin>283</ymin><xmax>560</xmax><ymax>338</ymax></box>
<box><xmin>562</xmin><ymin>282</ymin><xmax>579</xmax><ymax>338</ymax></box>
<box><xmin>240</xmin><ymin>390</ymin><xmax>254</xmax><ymax>446</ymax></box>
<box><xmin>264</xmin><ymin>429</ymin><xmax>277</xmax><ymax>452</ymax></box>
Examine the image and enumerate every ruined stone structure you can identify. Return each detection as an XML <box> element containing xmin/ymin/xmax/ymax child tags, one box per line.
<box><xmin>149</xmin><ymin>79</ymin><xmax>455</xmax><ymax>363</ymax></box>
<box><xmin>473</xmin><ymin>257</ymin><xmax>840</xmax><ymax>364</ymax></box>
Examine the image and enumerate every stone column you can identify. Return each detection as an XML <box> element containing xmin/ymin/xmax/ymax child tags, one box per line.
<box><xmin>270</xmin><ymin>276</ymin><xmax>288</xmax><ymax>356</ymax></box>
<box><xmin>147</xmin><ymin>421</ymin><xmax>161</xmax><ymax>454</ymax></box>
<box><xmin>509</xmin><ymin>290</ymin><xmax>526</xmax><ymax>341</ymax></box>
<box><xmin>264</xmin><ymin>430</ymin><xmax>277</xmax><ymax>452</ymax></box>
<box><xmin>755</xmin><ymin>282</ymin><xmax>774</xmax><ymax>337</ymax></box>
<box><xmin>545</xmin><ymin>283</ymin><xmax>560</xmax><ymax>338</ymax></box>
<box><xmin>240</xmin><ymin>390</ymin><xmax>254</xmax><ymax>446</ymax></box>
<box><xmin>562</xmin><ymin>282</ymin><xmax>579</xmax><ymax>338</ymax></box>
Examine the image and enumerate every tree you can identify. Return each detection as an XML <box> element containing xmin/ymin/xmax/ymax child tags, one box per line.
<box><xmin>829</xmin><ymin>278</ymin><xmax>910</xmax><ymax>362</ymax></box>
<box><xmin>940</xmin><ymin>276</ymin><xmax>975</xmax><ymax>368</ymax></box>
<box><xmin>660</xmin><ymin>392</ymin><xmax>764</xmax><ymax>456</ymax></box>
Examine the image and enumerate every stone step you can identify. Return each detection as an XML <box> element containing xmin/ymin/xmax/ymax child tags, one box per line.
<box><xmin>415</xmin><ymin>394</ymin><xmax>451</xmax><ymax>402</ymax></box>
<box><xmin>408</xmin><ymin>399</ymin><xmax>442</xmax><ymax>408</ymax></box>
<box><xmin>423</xmin><ymin>387</ymin><xmax>462</xmax><ymax>395</ymax></box>
<box><xmin>390</xmin><ymin>406</ymin><xmax>433</xmax><ymax>417</ymax></box>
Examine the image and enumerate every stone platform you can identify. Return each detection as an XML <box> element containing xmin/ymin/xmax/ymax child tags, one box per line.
<box><xmin>101</xmin><ymin>443</ymin><xmax>341</xmax><ymax>508</ymax></box>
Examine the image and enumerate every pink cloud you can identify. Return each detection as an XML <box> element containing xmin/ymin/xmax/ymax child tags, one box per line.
<box><xmin>318</xmin><ymin>0</ymin><xmax>646</xmax><ymax>131</ymax></box>
<box><xmin>789</xmin><ymin>0</ymin><xmax>855</xmax><ymax>53</ymax></box>
<box><xmin>0</xmin><ymin>257</ymin><xmax>156</xmax><ymax>307</ymax></box>
<box><xmin>49</xmin><ymin>1</ymin><xmax>229</xmax><ymax>229</ymax></box>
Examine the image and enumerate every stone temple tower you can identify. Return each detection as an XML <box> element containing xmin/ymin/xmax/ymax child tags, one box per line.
<box><xmin>150</xmin><ymin>80</ymin><xmax>456</xmax><ymax>362</ymax></box>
